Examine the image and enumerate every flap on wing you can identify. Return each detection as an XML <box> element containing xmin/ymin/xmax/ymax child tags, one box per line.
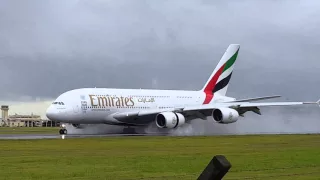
<box><xmin>228</xmin><ymin>95</ymin><xmax>281</xmax><ymax>102</ymax></box>
<box><xmin>180</xmin><ymin>101</ymin><xmax>314</xmax><ymax>112</ymax></box>
<box><xmin>237</xmin><ymin>102</ymin><xmax>304</xmax><ymax>107</ymax></box>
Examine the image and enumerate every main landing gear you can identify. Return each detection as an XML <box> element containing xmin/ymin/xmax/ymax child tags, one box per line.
<box><xmin>59</xmin><ymin>128</ymin><xmax>67</xmax><ymax>135</ymax></box>
<box><xmin>122</xmin><ymin>126</ymin><xmax>137</xmax><ymax>134</ymax></box>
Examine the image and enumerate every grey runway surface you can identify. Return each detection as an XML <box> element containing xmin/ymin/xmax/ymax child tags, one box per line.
<box><xmin>0</xmin><ymin>132</ymin><xmax>318</xmax><ymax>140</ymax></box>
<box><xmin>0</xmin><ymin>133</ymin><xmax>169</xmax><ymax>140</ymax></box>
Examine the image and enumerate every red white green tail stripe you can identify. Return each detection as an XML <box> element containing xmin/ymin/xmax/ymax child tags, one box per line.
<box><xmin>202</xmin><ymin>44</ymin><xmax>240</xmax><ymax>104</ymax></box>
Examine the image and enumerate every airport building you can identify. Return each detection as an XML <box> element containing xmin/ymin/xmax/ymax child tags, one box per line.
<box><xmin>7</xmin><ymin>114</ymin><xmax>42</xmax><ymax>127</ymax></box>
<box><xmin>1</xmin><ymin>104</ymin><xmax>60</xmax><ymax>127</ymax></box>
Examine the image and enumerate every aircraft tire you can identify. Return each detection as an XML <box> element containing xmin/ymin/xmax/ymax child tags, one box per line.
<box><xmin>59</xmin><ymin>129</ymin><xmax>68</xmax><ymax>135</ymax></box>
<box><xmin>122</xmin><ymin>127</ymin><xmax>137</xmax><ymax>134</ymax></box>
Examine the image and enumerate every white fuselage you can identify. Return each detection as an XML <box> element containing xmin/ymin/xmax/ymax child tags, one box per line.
<box><xmin>46</xmin><ymin>88</ymin><xmax>235</xmax><ymax>126</ymax></box>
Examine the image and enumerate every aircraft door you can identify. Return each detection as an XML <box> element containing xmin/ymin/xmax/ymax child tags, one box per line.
<box><xmin>73</xmin><ymin>104</ymin><xmax>79</xmax><ymax>113</ymax></box>
<box><xmin>81</xmin><ymin>101</ymin><xmax>87</xmax><ymax>114</ymax></box>
<box><xmin>196</xmin><ymin>96</ymin><xmax>200</xmax><ymax>103</ymax></box>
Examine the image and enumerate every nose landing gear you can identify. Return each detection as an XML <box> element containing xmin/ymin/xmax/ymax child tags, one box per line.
<box><xmin>59</xmin><ymin>129</ymin><xmax>67</xmax><ymax>135</ymax></box>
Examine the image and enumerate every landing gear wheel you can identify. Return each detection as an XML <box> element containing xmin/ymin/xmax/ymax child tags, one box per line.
<box><xmin>59</xmin><ymin>129</ymin><xmax>68</xmax><ymax>135</ymax></box>
<box><xmin>122</xmin><ymin>127</ymin><xmax>137</xmax><ymax>134</ymax></box>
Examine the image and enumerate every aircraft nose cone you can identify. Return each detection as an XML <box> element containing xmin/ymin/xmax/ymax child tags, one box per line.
<box><xmin>46</xmin><ymin>106</ymin><xmax>56</xmax><ymax>120</ymax></box>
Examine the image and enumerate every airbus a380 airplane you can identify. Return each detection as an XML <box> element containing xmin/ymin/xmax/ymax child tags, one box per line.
<box><xmin>46</xmin><ymin>44</ymin><xmax>320</xmax><ymax>135</ymax></box>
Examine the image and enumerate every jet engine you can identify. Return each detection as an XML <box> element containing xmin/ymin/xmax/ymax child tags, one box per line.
<box><xmin>212</xmin><ymin>108</ymin><xmax>239</xmax><ymax>124</ymax></box>
<box><xmin>155</xmin><ymin>112</ymin><xmax>186</xmax><ymax>128</ymax></box>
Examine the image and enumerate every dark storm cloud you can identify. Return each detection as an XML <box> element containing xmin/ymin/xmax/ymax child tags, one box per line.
<box><xmin>0</xmin><ymin>0</ymin><xmax>320</xmax><ymax>101</ymax></box>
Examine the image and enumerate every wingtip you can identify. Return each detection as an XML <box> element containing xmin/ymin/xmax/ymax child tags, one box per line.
<box><xmin>304</xmin><ymin>98</ymin><xmax>320</xmax><ymax>106</ymax></box>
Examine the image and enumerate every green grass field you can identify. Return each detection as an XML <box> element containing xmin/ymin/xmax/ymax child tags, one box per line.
<box><xmin>0</xmin><ymin>127</ymin><xmax>59</xmax><ymax>134</ymax></box>
<box><xmin>0</xmin><ymin>134</ymin><xmax>320</xmax><ymax>180</ymax></box>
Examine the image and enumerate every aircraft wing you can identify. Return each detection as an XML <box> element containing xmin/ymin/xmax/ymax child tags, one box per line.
<box><xmin>112</xmin><ymin>99</ymin><xmax>320</xmax><ymax>121</ymax></box>
<box><xmin>182</xmin><ymin>100</ymin><xmax>319</xmax><ymax>117</ymax></box>
<box><xmin>226</xmin><ymin>95</ymin><xmax>281</xmax><ymax>102</ymax></box>
<box><xmin>183</xmin><ymin>101</ymin><xmax>317</xmax><ymax>111</ymax></box>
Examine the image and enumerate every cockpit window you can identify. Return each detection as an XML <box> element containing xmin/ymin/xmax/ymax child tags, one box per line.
<box><xmin>52</xmin><ymin>102</ymin><xmax>65</xmax><ymax>105</ymax></box>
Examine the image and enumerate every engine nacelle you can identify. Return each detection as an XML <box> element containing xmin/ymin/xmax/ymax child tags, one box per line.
<box><xmin>155</xmin><ymin>112</ymin><xmax>186</xmax><ymax>129</ymax></box>
<box><xmin>212</xmin><ymin>108</ymin><xmax>239</xmax><ymax>124</ymax></box>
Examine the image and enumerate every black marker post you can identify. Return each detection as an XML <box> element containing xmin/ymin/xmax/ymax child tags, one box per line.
<box><xmin>197</xmin><ymin>155</ymin><xmax>232</xmax><ymax>180</ymax></box>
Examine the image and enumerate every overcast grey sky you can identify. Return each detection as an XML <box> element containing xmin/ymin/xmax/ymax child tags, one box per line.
<box><xmin>1</xmin><ymin>0</ymin><xmax>320</xmax><ymax>102</ymax></box>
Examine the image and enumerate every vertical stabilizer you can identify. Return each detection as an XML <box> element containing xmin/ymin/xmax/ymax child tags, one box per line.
<box><xmin>201</xmin><ymin>44</ymin><xmax>240</xmax><ymax>103</ymax></box>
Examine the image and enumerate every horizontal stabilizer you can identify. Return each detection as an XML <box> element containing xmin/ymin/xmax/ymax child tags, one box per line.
<box><xmin>228</xmin><ymin>95</ymin><xmax>281</xmax><ymax>102</ymax></box>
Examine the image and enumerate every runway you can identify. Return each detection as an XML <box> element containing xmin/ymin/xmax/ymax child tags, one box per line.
<box><xmin>0</xmin><ymin>133</ymin><xmax>169</xmax><ymax>140</ymax></box>
<box><xmin>0</xmin><ymin>132</ymin><xmax>318</xmax><ymax>140</ymax></box>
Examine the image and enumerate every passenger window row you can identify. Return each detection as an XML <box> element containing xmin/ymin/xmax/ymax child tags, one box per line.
<box><xmin>86</xmin><ymin>106</ymin><xmax>150</xmax><ymax>109</ymax></box>
<box><xmin>177</xmin><ymin>96</ymin><xmax>192</xmax><ymax>98</ymax></box>
<box><xmin>94</xmin><ymin>95</ymin><xmax>171</xmax><ymax>98</ymax></box>
<box><xmin>93</xmin><ymin>94</ymin><xmax>192</xmax><ymax>99</ymax></box>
